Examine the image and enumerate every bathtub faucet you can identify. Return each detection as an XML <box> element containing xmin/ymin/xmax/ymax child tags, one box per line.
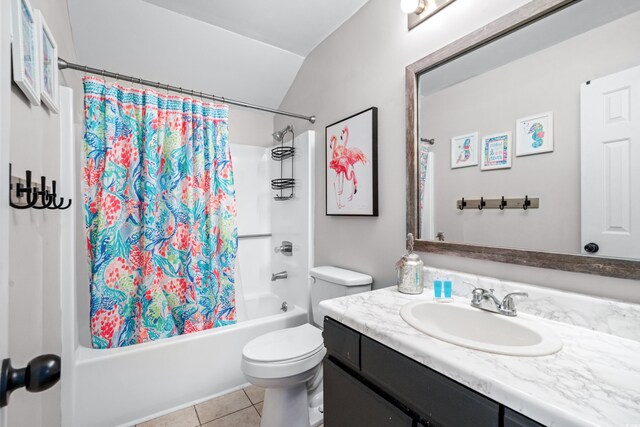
<box><xmin>271</xmin><ymin>271</ymin><xmax>288</xmax><ymax>281</ymax></box>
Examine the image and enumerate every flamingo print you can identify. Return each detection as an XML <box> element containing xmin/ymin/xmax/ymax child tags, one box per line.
<box><xmin>329</xmin><ymin>126</ymin><xmax>367</xmax><ymax>208</ymax></box>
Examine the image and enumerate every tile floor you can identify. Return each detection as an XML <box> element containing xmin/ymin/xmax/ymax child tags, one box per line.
<box><xmin>136</xmin><ymin>385</ymin><xmax>324</xmax><ymax>427</ymax></box>
<box><xmin>137</xmin><ymin>385</ymin><xmax>264</xmax><ymax>427</ymax></box>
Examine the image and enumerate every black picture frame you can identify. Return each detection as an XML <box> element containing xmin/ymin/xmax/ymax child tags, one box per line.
<box><xmin>325</xmin><ymin>107</ymin><xmax>378</xmax><ymax>216</ymax></box>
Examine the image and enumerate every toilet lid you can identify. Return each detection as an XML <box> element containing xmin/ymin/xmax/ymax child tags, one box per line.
<box><xmin>243</xmin><ymin>324</ymin><xmax>324</xmax><ymax>363</ymax></box>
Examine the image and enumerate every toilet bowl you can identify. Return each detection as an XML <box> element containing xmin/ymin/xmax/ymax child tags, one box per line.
<box><xmin>241</xmin><ymin>266</ymin><xmax>372</xmax><ymax>427</ymax></box>
<box><xmin>242</xmin><ymin>324</ymin><xmax>326</xmax><ymax>427</ymax></box>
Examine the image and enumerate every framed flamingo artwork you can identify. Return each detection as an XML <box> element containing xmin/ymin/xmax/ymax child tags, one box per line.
<box><xmin>325</xmin><ymin>107</ymin><xmax>378</xmax><ymax>216</ymax></box>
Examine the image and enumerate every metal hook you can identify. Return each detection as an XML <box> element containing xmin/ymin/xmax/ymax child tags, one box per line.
<box><xmin>523</xmin><ymin>195</ymin><xmax>531</xmax><ymax>210</ymax></box>
<box><xmin>478</xmin><ymin>197</ymin><xmax>485</xmax><ymax>210</ymax></box>
<box><xmin>31</xmin><ymin>176</ymin><xmax>54</xmax><ymax>209</ymax></box>
<box><xmin>458</xmin><ymin>197</ymin><xmax>466</xmax><ymax>211</ymax></box>
<box><xmin>9</xmin><ymin>166</ymin><xmax>39</xmax><ymax>209</ymax></box>
<box><xmin>499</xmin><ymin>196</ymin><xmax>507</xmax><ymax>210</ymax></box>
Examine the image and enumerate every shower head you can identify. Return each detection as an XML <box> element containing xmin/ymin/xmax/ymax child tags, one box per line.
<box><xmin>272</xmin><ymin>125</ymin><xmax>293</xmax><ymax>142</ymax></box>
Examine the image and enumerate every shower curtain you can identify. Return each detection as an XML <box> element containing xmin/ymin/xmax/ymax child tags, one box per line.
<box><xmin>82</xmin><ymin>77</ymin><xmax>238</xmax><ymax>349</ymax></box>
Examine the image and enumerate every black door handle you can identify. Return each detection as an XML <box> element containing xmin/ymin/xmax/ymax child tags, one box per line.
<box><xmin>584</xmin><ymin>242</ymin><xmax>599</xmax><ymax>253</ymax></box>
<box><xmin>0</xmin><ymin>354</ymin><xmax>60</xmax><ymax>407</ymax></box>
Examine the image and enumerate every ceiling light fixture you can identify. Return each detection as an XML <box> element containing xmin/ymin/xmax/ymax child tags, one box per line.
<box><xmin>401</xmin><ymin>0</ymin><xmax>426</xmax><ymax>14</ymax></box>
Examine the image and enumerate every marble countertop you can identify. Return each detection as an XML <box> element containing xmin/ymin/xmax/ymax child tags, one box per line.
<box><xmin>320</xmin><ymin>287</ymin><xmax>640</xmax><ymax>427</ymax></box>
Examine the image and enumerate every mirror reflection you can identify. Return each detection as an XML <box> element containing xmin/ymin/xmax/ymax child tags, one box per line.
<box><xmin>417</xmin><ymin>0</ymin><xmax>640</xmax><ymax>260</ymax></box>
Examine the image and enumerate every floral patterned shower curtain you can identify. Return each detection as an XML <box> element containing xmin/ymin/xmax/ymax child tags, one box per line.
<box><xmin>82</xmin><ymin>77</ymin><xmax>238</xmax><ymax>349</ymax></box>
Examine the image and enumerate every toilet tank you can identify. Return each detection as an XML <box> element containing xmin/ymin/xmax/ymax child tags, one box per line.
<box><xmin>309</xmin><ymin>266</ymin><xmax>372</xmax><ymax>327</ymax></box>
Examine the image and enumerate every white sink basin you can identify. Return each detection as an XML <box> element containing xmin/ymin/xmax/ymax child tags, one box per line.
<box><xmin>400</xmin><ymin>301</ymin><xmax>563</xmax><ymax>356</ymax></box>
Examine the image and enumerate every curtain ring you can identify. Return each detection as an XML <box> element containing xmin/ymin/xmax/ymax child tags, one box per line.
<box><xmin>101</xmin><ymin>69</ymin><xmax>106</xmax><ymax>78</ymax></box>
<box><xmin>83</xmin><ymin>65</ymin><xmax>88</xmax><ymax>77</ymax></box>
<box><xmin>114</xmin><ymin>73</ymin><xmax>120</xmax><ymax>85</ymax></box>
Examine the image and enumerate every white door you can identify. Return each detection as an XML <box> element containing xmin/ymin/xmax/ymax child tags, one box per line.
<box><xmin>1</xmin><ymin>0</ymin><xmax>11</xmax><ymax>424</ymax></box>
<box><xmin>581</xmin><ymin>65</ymin><xmax>640</xmax><ymax>259</ymax></box>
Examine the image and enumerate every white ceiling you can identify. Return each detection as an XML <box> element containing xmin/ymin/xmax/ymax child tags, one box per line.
<box><xmin>141</xmin><ymin>0</ymin><xmax>370</xmax><ymax>56</ymax></box>
<box><xmin>66</xmin><ymin>0</ymin><xmax>369</xmax><ymax>111</ymax></box>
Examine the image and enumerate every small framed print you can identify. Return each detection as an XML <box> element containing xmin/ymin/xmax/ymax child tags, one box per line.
<box><xmin>450</xmin><ymin>132</ymin><xmax>478</xmax><ymax>169</ymax></box>
<box><xmin>481</xmin><ymin>131</ymin><xmax>512</xmax><ymax>170</ymax></box>
<box><xmin>516</xmin><ymin>111</ymin><xmax>553</xmax><ymax>156</ymax></box>
<box><xmin>11</xmin><ymin>0</ymin><xmax>41</xmax><ymax>105</ymax></box>
<box><xmin>38</xmin><ymin>10</ymin><xmax>59</xmax><ymax>113</ymax></box>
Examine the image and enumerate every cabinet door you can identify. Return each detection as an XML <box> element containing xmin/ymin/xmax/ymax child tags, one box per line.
<box><xmin>504</xmin><ymin>409</ymin><xmax>545</xmax><ymax>427</ymax></box>
<box><xmin>324</xmin><ymin>358</ymin><xmax>414</xmax><ymax>427</ymax></box>
<box><xmin>361</xmin><ymin>337</ymin><xmax>499</xmax><ymax>427</ymax></box>
<box><xmin>323</xmin><ymin>317</ymin><xmax>361</xmax><ymax>371</ymax></box>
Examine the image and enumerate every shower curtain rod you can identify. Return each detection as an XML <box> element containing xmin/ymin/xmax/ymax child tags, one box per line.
<box><xmin>58</xmin><ymin>58</ymin><xmax>316</xmax><ymax>123</ymax></box>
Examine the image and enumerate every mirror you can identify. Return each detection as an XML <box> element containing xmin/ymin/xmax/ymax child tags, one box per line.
<box><xmin>406</xmin><ymin>0</ymin><xmax>640</xmax><ymax>279</ymax></box>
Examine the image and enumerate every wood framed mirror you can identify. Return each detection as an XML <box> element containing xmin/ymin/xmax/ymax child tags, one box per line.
<box><xmin>406</xmin><ymin>0</ymin><xmax>640</xmax><ymax>280</ymax></box>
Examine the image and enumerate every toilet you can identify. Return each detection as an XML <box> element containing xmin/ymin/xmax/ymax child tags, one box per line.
<box><xmin>241</xmin><ymin>266</ymin><xmax>373</xmax><ymax>427</ymax></box>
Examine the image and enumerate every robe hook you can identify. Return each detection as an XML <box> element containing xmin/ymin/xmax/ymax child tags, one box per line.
<box><xmin>31</xmin><ymin>176</ymin><xmax>54</xmax><ymax>210</ymax></box>
<box><xmin>478</xmin><ymin>197</ymin><xmax>485</xmax><ymax>210</ymax></box>
<box><xmin>458</xmin><ymin>197</ymin><xmax>466</xmax><ymax>210</ymax></box>
<box><xmin>499</xmin><ymin>196</ymin><xmax>507</xmax><ymax>210</ymax></box>
<box><xmin>523</xmin><ymin>195</ymin><xmax>531</xmax><ymax>210</ymax></box>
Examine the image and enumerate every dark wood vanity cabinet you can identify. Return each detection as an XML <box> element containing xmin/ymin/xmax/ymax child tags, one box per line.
<box><xmin>323</xmin><ymin>317</ymin><xmax>545</xmax><ymax>427</ymax></box>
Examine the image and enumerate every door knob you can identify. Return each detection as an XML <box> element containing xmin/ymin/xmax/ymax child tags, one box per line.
<box><xmin>1</xmin><ymin>354</ymin><xmax>61</xmax><ymax>407</ymax></box>
<box><xmin>584</xmin><ymin>242</ymin><xmax>599</xmax><ymax>253</ymax></box>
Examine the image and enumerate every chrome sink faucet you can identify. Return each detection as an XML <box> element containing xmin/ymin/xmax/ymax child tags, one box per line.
<box><xmin>271</xmin><ymin>271</ymin><xmax>288</xmax><ymax>281</ymax></box>
<box><xmin>470</xmin><ymin>288</ymin><xmax>528</xmax><ymax>317</ymax></box>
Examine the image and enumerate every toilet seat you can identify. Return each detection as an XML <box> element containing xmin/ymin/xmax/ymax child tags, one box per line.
<box><xmin>242</xmin><ymin>324</ymin><xmax>326</xmax><ymax>379</ymax></box>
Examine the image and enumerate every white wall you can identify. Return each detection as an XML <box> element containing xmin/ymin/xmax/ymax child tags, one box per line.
<box><xmin>276</xmin><ymin>0</ymin><xmax>640</xmax><ymax>302</ymax></box>
<box><xmin>423</xmin><ymin>11</ymin><xmax>640</xmax><ymax>253</ymax></box>
<box><xmin>7</xmin><ymin>0</ymin><xmax>79</xmax><ymax>426</ymax></box>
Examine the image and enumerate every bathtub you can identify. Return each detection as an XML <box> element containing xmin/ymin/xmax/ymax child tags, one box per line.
<box><xmin>66</xmin><ymin>293</ymin><xmax>307</xmax><ymax>427</ymax></box>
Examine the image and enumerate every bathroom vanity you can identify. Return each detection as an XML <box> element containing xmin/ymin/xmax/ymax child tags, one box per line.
<box><xmin>323</xmin><ymin>317</ymin><xmax>541</xmax><ymax>427</ymax></box>
<box><xmin>319</xmin><ymin>271</ymin><xmax>640</xmax><ymax>427</ymax></box>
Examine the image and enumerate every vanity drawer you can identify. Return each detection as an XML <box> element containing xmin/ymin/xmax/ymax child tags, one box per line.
<box><xmin>324</xmin><ymin>358</ymin><xmax>414</xmax><ymax>427</ymax></box>
<box><xmin>504</xmin><ymin>408</ymin><xmax>545</xmax><ymax>427</ymax></box>
<box><xmin>323</xmin><ymin>317</ymin><xmax>361</xmax><ymax>370</ymax></box>
<box><xmin>361</xmin><ymin>336</ymin><xmax>500</xmax><ymax>427</ymax></box>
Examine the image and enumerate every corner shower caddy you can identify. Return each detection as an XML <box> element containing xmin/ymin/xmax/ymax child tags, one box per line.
<box><xmin>271</xmin><ymin>125</ymin><xmax>295</xmax><ymax>201</ymax></box>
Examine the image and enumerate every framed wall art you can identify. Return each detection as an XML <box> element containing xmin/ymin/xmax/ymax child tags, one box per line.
<box><xmin>516</xmin><ymin>111</ymin><xmax>553</xmax><ymax>156</ymax></box>
<box><xmin>450</xmin><ymin>132</ymin><xmax>478</xmax><ymax>169</ymax></box>
<box><xmin>38</xmin><ymin>10</ymin><xmax>59</xmax><ymax>113</ymax></box>
<box><xmin>11</xmin><ymin>0</ymin><xmax>40</xmax><ymax>105</ymax></box>
<box><xmin>481</xmin><ymin>131</ymin><xmax>512</xmax><ymax>170</ymax></box>
<box><xmin>325</xmin><ymin>107</ymin><xmax>378</xmax><ymax>216</ymax></box>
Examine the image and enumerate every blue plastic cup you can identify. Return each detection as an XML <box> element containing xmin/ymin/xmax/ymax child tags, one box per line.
<box><xmin>444</xmin><ymin>280</ymin><xmax>452</xmax><ymax>298</ymax></box>
<box><xmin>434</xmin><ymin>280</ymin><xmax>442</xmax><ymax>298</ymax></box>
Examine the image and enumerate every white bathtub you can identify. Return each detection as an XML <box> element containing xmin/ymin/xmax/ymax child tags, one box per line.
<box><xmin>67</xmin><ymin>294</ymin><xmax>307</xmax><ymax>427</ymax></box>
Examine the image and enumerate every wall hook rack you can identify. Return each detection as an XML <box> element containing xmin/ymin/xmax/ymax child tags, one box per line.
<box><xmin>8</xmin><ymin>164</ymin><xmax>72</xmax><ymax>210</ymax></box>
<box><xmin>456</xmin><ymin>196</ymin><xmax>539</xmax><ymax>211</ymax></box>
